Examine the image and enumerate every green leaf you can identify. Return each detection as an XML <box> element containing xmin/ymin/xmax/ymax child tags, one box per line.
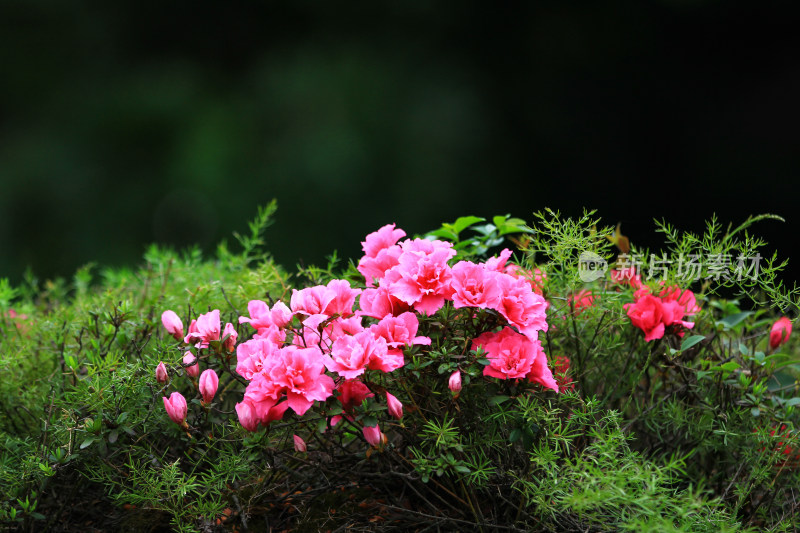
<box><xmin>509</xmin><ymin>428</ymin><xmax>522</xmax><ymax>443</ymax></box>
<box><xmin>717</xmin><ymin>311</ymin><xmax>753</xmax><ymax>330</ymax></box>
<box><xmin>107</xmin><ymin>430</ymin><xmax>119</xmax><ymax>444</ymax></box>
<box><xmin>427</xmin><ymin>228</ymin><xmax>458</xmax><ymax>241</ymax></box>
<box><xmin>454</xmin><ymin>465</ymin><xmax>471</xmax><ymax>474</ymax></box>
<box><xmin>750</xmin><ymin>407</ymin><xmax>760</xmax><ymax>417</ymax></box>
<box><xmin>681</xmin><ymin>335</ymin><xmax>706</xmax><ymax>351</ymax></box>
<box><xmin>361</xmin><ymin>415</ymin><xmax>378</xmax><ymax>428</ymax></box>
<box><xmin>488</xmin><ymin>395</ymin><xmax>510</xmax><ymax>406</ymax></box>
<box><xmin>452</xmin><ymin>216</ymin><xmax>485</xmax><ymax>235</ymax></box>
<box><xmin>79</xmin><ymin>437</ymin><xmax>95</xmax><ymax>450</ymax></box>
<box><xmin>437</xmin><ymin>363</ymin><xmax>451</xmax><ymax>375</ymax></box>
<box><xmin>718</xmin><ymin>361</ymin><xmax>741</xmax><ymax>372</ymax></box>
<box><xmin>784</xmin><ymin>397</ymin><xmax>800</xmax><ymax>407</ymax></box>
<box><xmin>477</xmin><ymin>358</ymin><xmax>491</xmax><ymax>366</ymax></box>
<box><xmin>738</xmin><ymin>343</ymin><xmax>749</xmax><ymax>356</ymax></box>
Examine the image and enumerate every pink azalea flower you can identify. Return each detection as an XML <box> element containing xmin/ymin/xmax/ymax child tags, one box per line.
<box><xmin>382</xmin><ymin>238</ymin><xmax>456</xmax><ymax>315</ymax></box>
<box><xmin>361</xmin><ymin>223</ymin><xmax>407</xmax><ymax>258</ymax></box>
<box><xmin>358</xmin><ymin>246</ymin><xmax>403</xmax><ymax>287</ymax></box>
<box><xmin>450</xmin><ymin>261</ymin><xmax>503</xmax><ymax>310</ymax></box>
<box><xmin>504</xmin><ymin>264</ymin><xmax>547</xmax><ymax>296</ymax></box>
<box><xmin>386</xmin><ymin>391</ymin><xmax>403</xmax><ymax>419</ymax></box>
<box><xmin>526</xmin><ymin>347</ymin><xmax>559</xmax><ymax>392</ymax></box>
<box><xmin>483</xmin><ymin>248</ymin><xmax>513</xmax><ymax>272</ymax></box>
<box><xmin>568</xmin><ymin>289</ymin><xmax>595</xmax><ymax>315</ymax></box>
<box><xmin>293</xmin><ymin>434</ymin><xmax>307</xmax><ymax>453</ymax></box>
<box><xmin>222</xmin><ymin>322</ymin><xmax>238</xmax><ymax>352</ymax></box>
<box><xmin>235</xmin><ymin>400</ymin><xmax>260</xmax><ymax>432</ymax></box>
<box><xmin>183</xmin><ymin>351</ymin><xmax>200</xmax><ymax>378</ymax></box>
<box><xmin>770</xmin><ymin>317</ymin><xmax>792</xmax><ymax>349</ymax></box>
<box><xmin>239</xmin><ymin>300</ymin><xmax>292</xmax><ymax>332</ymax></box>
<box><xmin>235</xmin><ymin>337</ymin><xmax>281</xmax><ymax>380</ymax></box>
<box><xmin>624</xmin><ymin>294</ymin><xmax>665</xmax><ymax>342</ymax></box>
<box><xmin>291</xmin><ymin>285</ymin><xmax>336</xmax><ymax>318</ymax></box>
<box><xmin>659</xmin><ymin>286</ymin><xmax>700</xmax><ymax>317</ymax></box>
<box><xmin>155</xmin><ymin>362</ymin><xmax>169</xmax><ymax>384</ymax></box>
<box><xmin>358</xmin><ymin>286</ymin><xmax>412</xmax><ymax>319</ymax></box>
<box><xmin>362</xmin><ymin>424</ymin><xmax>385</xmax><ymax>447</ymax></box>
<box><xmin>323</xmin><ymin>279</ymin><xmax>362</xmax><ymax>317</ymax></box>
<box><xmin>369</xmin><ymin>312</ymin><xmax>431</xmax><ymax>354</ymax></box>
<box><xmin>472</xmin><ymin>327</ymin><xmax>546</xmax><ymax>381</ymax></box>
<box><xmin>327</xmin><ymin>316</ymin><xmax>366</xmax><ymax>341</ymax></box>
<box><xmin>199</xmin><ymin>369</ymin><xmax>219</xmax><ymax>404</ymax></box>
<box><xmin>492</xmin><ymin>274</ymin><xmax>549</xmax><ymax>341</ymax></box>
<box><xmin>161</xmin><ymin>310</ymin><xmax>184</xmax><ymax>341</ymax></box>
<box><xmin>267</xmin><ymin>346</ymin><xmax>334</xmax><ymax>416</ymax></box>
<box><xmin>611</xmin><ymin>267</ymin><xmax>644</xmax><ymax>289</ymax></box>
<box><xmin>553</xmin><ymin>356</ymin><xmax>575</xmax><ymax>392</ymax></box>
<box><xmin>449</xmin><ymin>371</ymin><xmax>462</xmax><ymax>394</ymax></box>
<box><xmin>163</xmin><ymin>392</ymin><xmax>188</xmax><ymax>426</ymax></box>
<box><xmin>184</xmin><ymin>310</ymin><xmax>221</xmax><ymax>348</ymax></box>
<box><xmin>324</xmin><ymin>332</ymin><xmax>375</xmax><ymax>379</ymax></box>
<box><xmin>337</xmin><ymin>379</ymin><xmax>374</xmax><ymax>412</ymax></box>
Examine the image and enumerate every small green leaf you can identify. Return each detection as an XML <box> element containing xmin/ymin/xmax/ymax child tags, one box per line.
<box><xmin>79</xmin><ymin>437</ymin><xmax>95</xmax><ymax>450</ymax></box>
<box><xmin>719</xmin><ymin>361</ymin><xmax>741</xmax><ymax>372</ymax></box>
<box><xmin>750</xmin><ymin>407</ymin><xmax>760</xmax><ymax>417</ymax></box>
<box><xmin>680</xmin><ymin>335</ymin><xmax>705</xmax><ymax>351</ymax></box>
<box><xmin>452</xmin><ymin>216</ymin><xmax>485</xmax><ymax>235</ymax></box>
<box><xmin>717</xmin><ymin>311</ymin><xmax>753</xmax><ymax>330</ymax></box>
<box><xmin>437</xmin><ymin>363</ymin><xmax>451</xmax><ymax>375</ymax></box>
<box><xmin>509</xmin><ymin>428</ymin><xmax>522</xmax><ymax>443</ymax></box>
<box><xmin>785</xmin><ymin>397</ymin><xmax>800</xmax><ymax>407</ymax></box>
<box><xmin>107</xmin><ymin>430</ymin><xmax>119</xmax><ymax>444</ymax></box>
<box><xmin>454</xmin><ymin>465</ymin><xmax>471</xmax><ymax>474</ymax></box>
<box><xmin>738</xmin><ymin>343</ymin><xmax>749</xmax><ymax>356</ymax></box>
<box><xmin>362</xmin><ymin>415</ymin><xmax>378</xmax><ymax>428</ymax></box>
<box><xmin>477</xmin><ymin>358</ymin><xmax>491</xmax><ymax>366</ymax></box>
<box><xmin>488</xmin><ymin>395</ymin><xmax>510</xmax><ymax>406</ymax></box>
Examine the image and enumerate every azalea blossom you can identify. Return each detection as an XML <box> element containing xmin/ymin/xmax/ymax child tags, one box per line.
<box><xmin>770</xmin><ymin>317</ymin><xmax>792</xmax><ymax>350</ymax></box>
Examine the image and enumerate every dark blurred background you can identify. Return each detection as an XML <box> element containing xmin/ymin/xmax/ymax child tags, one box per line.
<box><xmin>1</xmin><ymin>1</ymin><xmax>799</xmax><ymax>284</ymax></box>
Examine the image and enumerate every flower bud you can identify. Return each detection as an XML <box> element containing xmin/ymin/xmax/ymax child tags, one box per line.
<box><xmin>198</xmin><ymin>369</ymin><xmax>219</xmax><ymax>404</ymax></box>
<box><xmin>386</xmin><ymin>391</ymin><xmax>403</xmax><ymax>419</ymax></box>
<box><xmin>235</xmin><ymin>401</ymin><xmax>259</xmax><ymax>432</ymax></box>
<box><xmin>222</xmin><ymin>322</ymin><xmax>238</xmax><ymax>353</ymax></box>
<box><xmin>449</xmin><ymin>371</ymin><xmax>462</xmax><ymax>394</ymax></box>
<box><xmin>293</xmin><ymin>434</ymin><xmax>307</xmax><ymax>453</ymax></box>
<box><xmin>362</xmin><ymin>424</ymin><xmax>385</xmax><ymax>447</ymax></box>
<box><xmin>183</xmin><ymin>351</ymin><xmax>199</xmax><ymax>378</ymax></box>
<box><xmin>770</xmin><ymin>317</ymin><xmax>792</xmax><ymax>349</ymax></box>
<box><xmin>155</xmin><ymin>362</ymin><xmax>169</xmax><ymax>384</ymax></box>
<box><xmin>161</xmin><ymin>310</ymin><xmax>184</xmax><ymax>341</ymax></box>
<box><xmin>162</xmin><ymin>392</ymin><xmax>187</xmax><ymax>425</ymax></box>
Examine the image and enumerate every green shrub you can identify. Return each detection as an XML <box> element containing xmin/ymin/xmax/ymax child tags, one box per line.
<box><xmin>0</xmin><ymin>205</ymin><xmax>798</xmax><ymax>532</ymax></box>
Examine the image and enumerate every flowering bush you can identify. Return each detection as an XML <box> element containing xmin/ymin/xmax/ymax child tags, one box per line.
<box><xmin>1</xmin><ymin>206</ymin><xmax>799</xmax><ymax>532</ymax></box>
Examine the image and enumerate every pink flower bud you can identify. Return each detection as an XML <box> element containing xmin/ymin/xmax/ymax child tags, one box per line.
<box><xmin>183</xmin><ymin>351</ymin><xmax>199</xmax><ymax>378</ymax></box>
<box><xmin>362</xmin><ymin>424</ymin><xmax>385</xmax><ymax>447</ymax></box>
<box><xmin>449</xmin><ymin>371</ymin><xmax>462</xmax><ymax>394</ymax></box>
<box><xmin>293</xmin><ymin>434</ymin><xmax>307</xmax><ymax>453</ymax></box>
<box><xmin>161</xmin><ymin>310</ymin><xmax>184</xmax><ymax>341</ymax></box>
<box><xmin>235</xmin><ymin>401</ymin><xmax>259</xmax><ymax>432</ymax></box>
<box><xmin>386</xmin><ymin>391</ymin><xmax>403</xmax><ymax>419</ymax></box>
<box><xmin>155</xmin><ymin>362</ymin><xmax>169</xmax><ymax>383</ymax></box>
<box><xmin>162</xmin><ymin>392</ymin><xmax>187</xmax><ymax>425</ymax></box>
<box><xmin>770</xmin><ymin>317</ymin><xmax>792</xmax><ymax>349</ymax></box>
<box><xmin>198</xmin><ymin>369</ymin><xmax>219</xmax><ymax>404</ymax></box>
<box><xmin>222</xmin><ymin>322</ymin><xmax>238</xmax><ymax>352</ymax></box>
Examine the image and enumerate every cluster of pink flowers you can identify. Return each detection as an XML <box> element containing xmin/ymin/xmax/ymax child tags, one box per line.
<box><xmin>623</xmin><ymin>285</ymin><xmax>700</xmax><ymax>341</ymax></box>
<box><xmin>157</xmin><ymin>309</ymin><xmax>232</xmax><ymax>426</ymax></box>
<box><xmin>232</xmin><ymin>224</ymin><xmax>558</xmax><ymax>437</ymax></box>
